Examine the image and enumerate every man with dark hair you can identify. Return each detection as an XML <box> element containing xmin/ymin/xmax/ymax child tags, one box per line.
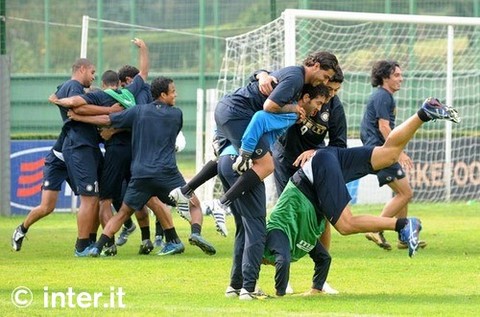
<box><xmin>361</xmin><ymin>60</ymin><xmax>427</xmax><ymax>251</ymax></box>
<box><xmin>11</xmin><ymin>58</ymin><xmax>96</xmax><ymax>253</ymax></box>
<box><xmin>67</xmin><ymin>76</ymin><xmax>216</xmax><ymax>257</ymax></box>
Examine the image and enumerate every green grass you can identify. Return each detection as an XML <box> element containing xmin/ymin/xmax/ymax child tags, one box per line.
<box><xmin>1</xmin><ymin>202</ymin><xmax>480</xmax><ymax>316</ymax></box>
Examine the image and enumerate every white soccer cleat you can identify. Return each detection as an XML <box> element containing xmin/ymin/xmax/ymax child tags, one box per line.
<box><xmin>206</xmin><ymin>199</ymin><xmax>228</xmax><ymax>237</ymax></box>
<box><xmin>285</xmin><ymin>282</ymin><xmax>294</xmax><ymax>294</ymax></box>
<box><xmin>169</xmin><ymin>187</ymin><xmax>190</xmax><ymax>205</ymax></box>
<box><xmin>176</xmin><ymin>202</ymin><xmax>192</xmax><ymax>222</ymax></box>
<box><xmin>322</xmin><ymin>281</ymin><xmax>339</xmax><ymax>295</ymax></box>
<box><xmin>225</xmin><ymin>286</ymin><xmax>240</xmax><ymax>298</ymax></box>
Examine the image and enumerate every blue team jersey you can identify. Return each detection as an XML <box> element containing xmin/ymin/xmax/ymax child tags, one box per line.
<box><xmin>360</xmin><ymin>87</ymin><xmax>396</xmax><ymax>146</ymax></box>
<box><xmin>276</xmin><ymin>95</ymin><xmax>347</xmax><ymax>162</ymax></box>
<box><xmin>109</xmin><ymin>102</ymin><xmax>183</xmax><ymax>179</ymax></box>
<box><xmin>52</xmin><ymin>129</ymin><xmax>67</xmax><ymax>152</ymax></box>
<box><xmin>55</xmin><ymin>80</ymin><xmax>86</xmax><ymax>123</ymax></box>
<box><xmin>55</xmin><ymin>80</ymin><xmax>100</xmax><ymax>148</ymax></box>
<box><xmin>128</xmin><ymin>75</ymin><xmax>152</xmax><ymax>104</ymax></box>
<box><xmin>225</xmin><ymin>66</ymin><xmax>305</xmax><ymax>114</ymax></box>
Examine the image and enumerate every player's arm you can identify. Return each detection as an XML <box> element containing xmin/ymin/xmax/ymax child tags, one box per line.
<box><xmin>263</xmin><ymin>99</ymin><xmax>306</xmax><ymax>122</ymax></box>
<box><xmin>253</xmin><ymin>70</ymin><xmax>278</xmax><ymax>95</ymax></box>
<box><xmin>49</xmin><ymin>94</ymin><xmax>87</xmax><ymax>108</ymax></box>
<box><xmin>378</xmin><ymin>118</ymin><xmax>391</xmax><ymax>141</ymax></box>
<box><xmin>100</xmin><ymin>127</ymin><xmax>128</xmax><ymax>141</ymax></box>
<box><xmin>72</xmin><ymin>103</ymin><xmax>123</xmax><ymax>115</ymax></box>
<box><xmin>67</xmin><ymin>110</ymin><xmax>111</xmax><ymax>126</ymax></box>
<box><xmin>132</xmin><ymin>38</ymin><xmax>149</xmax><ymax>81</ymax></box>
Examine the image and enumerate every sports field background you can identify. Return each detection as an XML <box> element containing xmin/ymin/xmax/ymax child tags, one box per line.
<box><xmin>1</xmin><ymin>202</ymin><xmax>479</xmax><ymax>316</ymax></box>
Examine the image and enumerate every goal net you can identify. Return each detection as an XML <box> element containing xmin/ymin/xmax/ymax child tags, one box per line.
<box><xmin>207</xmin><ymin>9</ymin><xmax>480</xmax><ymax>203</ymax></box>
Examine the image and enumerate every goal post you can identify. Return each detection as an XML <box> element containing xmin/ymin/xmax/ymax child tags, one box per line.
<box><xmin>211</xmin><ymin>9</ymin><xmax>480</xmax><ymax>203</ymax></box>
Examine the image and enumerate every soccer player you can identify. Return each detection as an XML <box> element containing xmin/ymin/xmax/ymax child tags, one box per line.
<box><xmin>218</xmin><ymin>84</ymin><xmax>331</xmax><ymax>300</ymax></box>
<box><xmin>67</xmin><ymin>76</ymin><xmax>216</xmax><ymax>256</ymax></box>
<box><xmin>360</xmin><ymin>60</ymin><xmax>426</xmax><ymax>251</ymax></box>
<box><xmin>115</xmin><ymin>62</ymin><xmax>189</xmax><ymax>249</ymax></box>
<box><xmin>263</xmin><ymin>97</ymin><xmax>460</xmax><ymax>297</ymax></box>
<box><xmin>35</xmin><ymin>58</ymin><xmax>100</xmax><ymax>257</ymax></box>
<box><xmin>256</xmin><ymin>68</ymin><xmax>347</xmax><ymax>294</ymax></box>
<box><xmin>169</xmin><ymin>51</ymin><xmax>339</xmax><ymax>236</ymax></box>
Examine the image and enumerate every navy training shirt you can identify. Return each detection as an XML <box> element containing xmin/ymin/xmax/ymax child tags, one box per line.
<box><xmin>360</xmin><ymin>87</ymin><xmax>396</xmax><ymax>146</ymax></box>
<box><xmin>55</xmin><ymin>80</ymin><xmax>100</xmax><ymax>149</ymax></box>
<box><xmin>82</xmin><ymin>77</ymin><xmax>146</xmax><ymax>146</ymax></box>
<box><xmin>128</xmin><ymin>74</ymin><xmax>152</xmax><ymax>104</ymax></box>
<box><xmin>109</xmin><ymin>102</ymin><xmax>183</xmax><ymax>179</ymax></box>
<box><xmin>225</xmin><ymin>66</ymin><xmax>305</xmax><ymax>114</ymax></box>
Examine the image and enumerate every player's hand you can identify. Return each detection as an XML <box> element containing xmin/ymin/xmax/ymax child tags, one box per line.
<box><xmin>232</xmin><ymin>150</ymin><xmax>253</xmax><ymax>174</ymax></box>
<box><xmin>100</xmin><ymin>127</ymin><xmax>115</xmax><ymax>141</ymax></box>
<box><xmin>67</xmin><ymin>109</ymin><xmax>78</xmax><ymax>121</ymax></box>
<box><xmin>48</xmin><ymin>94</ymin><xmax>58</xmax><ymax>104</ymax></box>
<box><xmin>257</xmin><ymin>72</ymin><xmax>278</xmax><ymax>96</ymax></box>
<box><xmin>399</xmin><ymin>152</ymin><xmax>413</xmax><ymax>170</ymax></box>
<box><xmin>131</xmin><ymin>38</ymin><xmax>146</xmax><ymax>48</ymax></box>
<box><xmin>109</xmin><ymin>103</ymin><xmax>124</xmax><ymax>114</ymax></box>
<box><xmin>295</xmin><ymin>104</ymin><xmax>307</xmax><ymax>122</ymax></box>
<box><xmin>293</xmin><ymin>149</ymin><xmax>316</xmax><ymax>167</ymax></box>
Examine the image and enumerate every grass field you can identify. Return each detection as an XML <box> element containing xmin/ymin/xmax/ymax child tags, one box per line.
<box><xmin>1</xmin><ymin>202</ymin><xmax>479</xmax><ymax>316</ymax></box>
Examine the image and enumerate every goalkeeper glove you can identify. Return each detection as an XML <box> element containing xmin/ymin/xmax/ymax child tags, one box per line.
<box><xmin>232</xmin><ymin>149</ymin><xmax>253</xmax><ymax>174</ymax></box>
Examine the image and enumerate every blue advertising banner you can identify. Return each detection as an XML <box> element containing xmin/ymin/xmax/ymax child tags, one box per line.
<box><xmin>10</xmin><ymin>140</ymin><xmax>75</xmax><ymax>215</ymax></box>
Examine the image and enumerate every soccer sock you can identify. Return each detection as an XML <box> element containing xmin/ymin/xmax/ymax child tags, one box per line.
<box><xmin>20</xmin><ymin>223</ymin><xmax>28</xmax><ymax>233</ymax></box>
<box><xmin>219</xmin><ymin>169</ymin><xmax>262</xmax><ymax>207</ymax></box>
<box><xmin>140</xmin><ymin>226</ymin><xmax>150</xmax><ymax>241</ymax></box>
<box><xmin>96</xmin><ymin>234</ymin><xmax>111</xmax><ymax>250</ymax></box>
<box><xmin>75</xmin><ymin>238</ymin><xmax>91</xmax><ymax>252</ymax></box>
<box><xmin>191</xmin><ymin>223</ymin><xmax>201</xmax><ymax>235</ymax></box>
<box><xmin>123</xmin><ymin>217</ymin><xmax>134</xmax><ymax>229</ymax></box>
<box><xmin>155</xmin><ymin>220</ymin><xmax>164</xmax><ymax>237</ymax></box>
<box><xmin>417</xmin><ymin>108</ymin><xmax>431</xmax><ymax>122</ymax></box>
<box><xmin>89</xmin><ymin>233</ymin><xmax>97</xmax><ymax>243</ymax></box>
<box><xmin>395</xmin><ymin>218</ymin><xmax>408</xmax><ymax>232</ymax></box>
<box><xmin>164</xmin><ymin>228</ymin><xmax>181</xmax><ymax>244</ymax></box>
<box><xmin>181</xmin><ymin>160</ymin><xmax>218</xmax><ymax>196</ymax></box>
<box><xmin>105</xmin><ymin>236</ymin><xmax>115</xmax><ymax>247</ymax></box>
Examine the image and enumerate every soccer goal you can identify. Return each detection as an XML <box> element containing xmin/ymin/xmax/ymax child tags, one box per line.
<box><xmin>206</xmin><ymin>9</ymin><xmax>480</xmax><ymax>204</ymax></box>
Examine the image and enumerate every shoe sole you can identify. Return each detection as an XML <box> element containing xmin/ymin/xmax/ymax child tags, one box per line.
<box><xmin>398</xmin><ymin>242</ymin><xmax>427</xmax><ymax>250</ymax></box>
<box><xmin>189</xmin><ymin>237</ymin><xmax>216</xmax><ymax>255</ymax></box>
<box><xmin>365</xmin><ymin>234</ymin><xmax>392</xmax><ymax>250</ymax></box>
